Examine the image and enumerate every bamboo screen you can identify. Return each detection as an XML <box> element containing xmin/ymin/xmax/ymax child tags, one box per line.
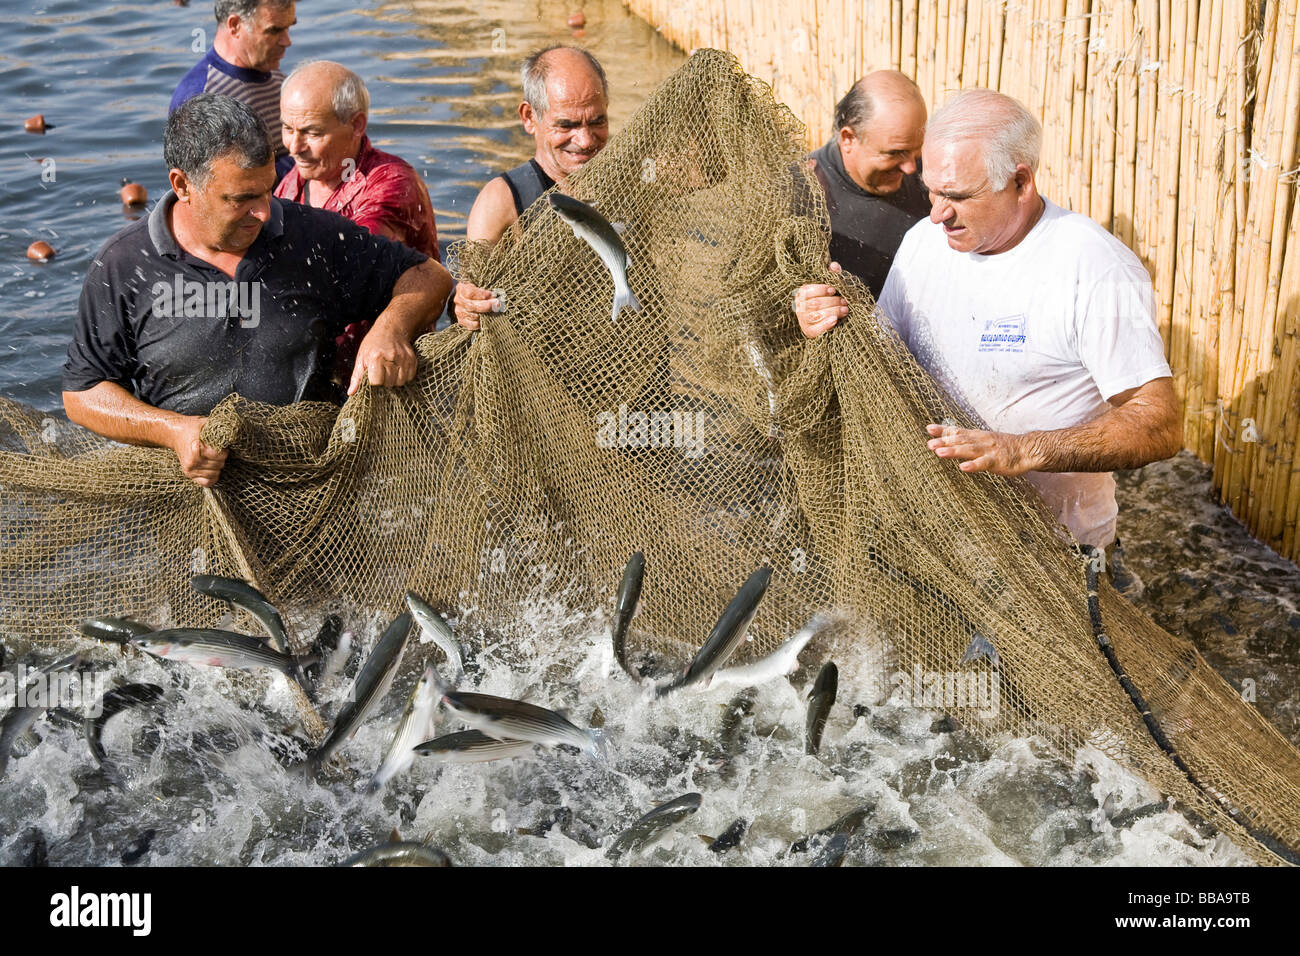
<box><xmin>623</xmin><ymin>0</ymin><xmax>1300</xmax><ymax>561</ymax></box>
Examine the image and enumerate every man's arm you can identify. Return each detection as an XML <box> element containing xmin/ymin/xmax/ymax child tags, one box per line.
<box><xmin>924</xmin><ymin>376</ymin><xmax>1182</xmax><ymax>476</ymax></box>
<box><xmin>466</xmin><ymin>176</ymin><xmax>518</xmax><ymax>245</ymax></box>
<box><xmin>62</xmin><ymin>382</ymin><xmax>227</xmax><ymax>487</ymax></box>
<box><xmin>349</xmin><ymin>259</ymin><xmax>453</xmax><ymax>395</ymax></box>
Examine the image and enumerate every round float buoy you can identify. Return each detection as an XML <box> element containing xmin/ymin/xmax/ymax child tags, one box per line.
<box><xmin>571</xmin><ymin>28</ymin><xmax>586</xmax><ymax>38</ymax></box>
<box><xmin>567</xmin><ymin>12</ymin><xmax>585</xmax><ymax>28</ymax></box>
<box><xmin>24</xmin><ymin>114</ymin><xmax>46</xmax><ymax>134</ymax></box>
<box><xmin>26</xmin><ymin>240</ymin><xmax>55</xmax><ymax>262</ymax></box>
<box><xmin>120</xmin><ymin>181</ymin><xmax>147</xmax><ymax>206</ymax></box>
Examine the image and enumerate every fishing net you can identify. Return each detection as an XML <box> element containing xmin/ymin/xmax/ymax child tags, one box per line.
<box><xmin>2</xmin><ymin>49</ymin><xmax>1298</xmax><ymax>865</ymax></box>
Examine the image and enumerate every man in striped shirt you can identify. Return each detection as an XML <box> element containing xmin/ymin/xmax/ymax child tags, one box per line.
<box><xmin>171</xmin><ymin>0</ymin><xmax>296</xmax><ymax>182</ymax></box>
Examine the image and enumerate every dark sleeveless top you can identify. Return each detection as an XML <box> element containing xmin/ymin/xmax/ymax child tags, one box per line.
<box><xmin>500</xmin><ymin>159</ymin><xmax>556</xmax><ymax>215</ymax></box>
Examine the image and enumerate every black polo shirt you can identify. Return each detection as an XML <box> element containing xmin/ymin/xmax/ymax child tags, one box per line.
<box><xmin>809</xmin><ymin>140</ymin><xmax>931</xmax><ymax>300</ymax></box>
<box><xmin>63</xmin><ymin>191</ymin><xmax>427</xmax><ymax>415</ymax></box>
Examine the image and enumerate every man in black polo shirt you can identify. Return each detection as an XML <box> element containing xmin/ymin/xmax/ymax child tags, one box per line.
<box><xmin>62</xmin><ymin>93</ymin><xmax>452</xmax><ymax>487</ymax></box>
<box><xmin>808</xmin><ymin>71</ymin><xmax>930</xmax><ymax>299</ymax></box>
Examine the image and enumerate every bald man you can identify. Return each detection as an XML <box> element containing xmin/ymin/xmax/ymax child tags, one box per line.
<box><xmin>455</xmin><ymin>45</ymin><xmax>610</xmax><ymax>329</ymax></box>
<box><xmin>277</xmin><ymin>60</ymin><xmax>441</xmax><ymax>377</ymax></box>
<box><xmin>808</xmin><ymin>71</ymin><xmax>930</xmax><ymax>299</ymax></box>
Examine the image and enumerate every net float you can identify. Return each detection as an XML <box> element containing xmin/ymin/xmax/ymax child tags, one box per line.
<box><xmin>567</xmin><ymin>12</ymin><xmax>585</xmax><ymax>28</ymax></box>
<box><xmin>24</xmin><ymin>114</ymin><xmax>46</xmax><ymax>134</ymax></box>
<box><xmin>571</xmin><ymin>28</ymin><xmax>586</xmax><ymax>38</ymax></box>
<box><xmin>120</xmin><ymin>181</ymin><xmax>147</xmax><ymax>206</ymax></box>
<box><xmin>26</xmin><ymin>240</ymin><xmax>56</xmax><ymax>262</ymax></box>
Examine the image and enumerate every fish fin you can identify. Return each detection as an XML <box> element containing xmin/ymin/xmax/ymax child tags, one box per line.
<box><xmin>388</xmin><ymin>828</ymin><xmax>402</xmax><ymax>843</ymax></box>
<box><xmin>698</xmin><ymin>834</ymin><xmax>714</xmax><ymax>844</ymax></box>
<box><xmin>960</xmin><ymin>632</ymin><xmax>1001</xmax><ymax>668</ymax></box>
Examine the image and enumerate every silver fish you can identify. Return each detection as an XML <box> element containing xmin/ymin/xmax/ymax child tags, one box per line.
<box><xmin>368</xmin><ymin>665</ymin><xmax>441</xmax><ymax>793</ymax></box>
<box><xmin>548</xmin><ymin>191</ymin><xmax>643</xmax><ymax>322</ymax></box>
<box><xmin>612</xmin><ymin>551</ymin><xmax>645</xmax><ymax>679</ymax></box>
<box><xmin>129</xmin><ymin>628</ymin><xmax>311</xmax><ymax>680</ymax></box>
<box><xmin>657</xmin><ymin>566</ymin><xmax>772</xmax><ymax>696</ymax></box>
<box><xmin>0</xmin><ymin>653</ymin><xmax>84</xmax><ymax>778</ymax></box>
<box><xmin>606</xmin><ymin>792</ymin><xmax>702</xmax><ymax>860</ymax></box>
<box><xmin>341</xmin><ymin>842</ymin><xmax>452</xmax><ymax>867</ymax></box>
<box><xmin>190</xmin><ymin>574</ymin><xmax>290</xmax><ymax>654</ymax></box>
<box><xmin>78</xmin><ymin>617</ymin><xmax>151</xmax><ymax>646</ymax></box>
<box><xmin>701</xmin><ymin>817</ymin><xmax>748</xmax><ymax>854</ymax></box>
<box><xmin>310</xmin><ymin>611</ymin><xmax>412</xmax><ymax>772</ymax></box>
<box><xmin>960</xmin><ymin>632</ymin><xmax>1001</xmax><ymax>669</ymax></box>
<box><xmin>439</xmin><ymin>690</ymin><xmax>605</xmax><ymax>760</ymax></box>
<box><xmin>805</xmin><ymin>661</ymin><xmax>838</xmax><ymax>755</ymax></box>
<box><xmin>405</xmin><ymin>592</ymin><xmax>464</xmax><ymax>684</ymax></box>
<box><xmin>85</xmin><ymin>682</ymin><xmax>167</xmax><ymax>768</ymax></box>
<box><xmin>414</xmin><ymin>729</ymin><xmax>538</xmax><ymax>763</ymax></box>
<box><xmin>703</xmin><ymin>611</ymin><xmax>830</xmax><ymax>691</ymax></box>
<box><xmin>788</xmin><ymin>803</ymin><xmax>875</xmax><ymax>859</ymax></box>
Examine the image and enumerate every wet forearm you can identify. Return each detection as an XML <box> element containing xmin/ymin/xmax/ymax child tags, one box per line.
<box><xmin>1020</xmin><ymin>390</ymin><xmax>1182</xmax><ymax>473</ymax></box>
<box><xmin>62</xmin><ymin>381</ymin><xmax>192</xmax><ymax>451</ymax></box>
<box><xmin>374</xmin><ymin>260</ymin><xmax>452</xmax><ymax>338</ymax></box>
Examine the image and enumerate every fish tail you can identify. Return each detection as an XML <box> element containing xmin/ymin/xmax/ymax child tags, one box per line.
<box><xmin>611</xmin><ymin>284</ymin><xmax>643</xmax><ymax>322</ymax></box>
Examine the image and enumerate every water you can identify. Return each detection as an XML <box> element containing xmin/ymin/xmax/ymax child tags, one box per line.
<box><xmin>0</xmin><ymin>1</ymin><xmax>1296</xmax><ymax>867</ymax></box>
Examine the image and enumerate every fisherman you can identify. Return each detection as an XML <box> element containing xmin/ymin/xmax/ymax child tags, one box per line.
<box><xmin>454</xmin><ymin>45</ymin><xmax>610</xmax><ymax>329</ymax></box>
<box><xmin>171</xmin><ymin>0</ymin><xmax>297</xmax><ymax>182</ymax></box>
<box><xmin>277</xmin><ymin>60</ymin><xmax>441</xmax><ymax>377</ymax></box>
<box><xmin>62</xmin><ymin>94</ymin><xmax>452</xmax><ymax>488</ymax></box>
<box><xmin>793</xmin><ymin>89</ymin><xmax>1180</xmax><ymax>560</ymax></box>
<box><xmin>807</xmin><ymin>71</ymin><xmax>930</xmax><ymax>299</ymax></box>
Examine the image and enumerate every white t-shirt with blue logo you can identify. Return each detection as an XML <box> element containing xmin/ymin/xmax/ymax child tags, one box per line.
<box><xmin>876</xmin><ymin>197</ymin><xmax>1173</xmax><ymax>547</ymax></box>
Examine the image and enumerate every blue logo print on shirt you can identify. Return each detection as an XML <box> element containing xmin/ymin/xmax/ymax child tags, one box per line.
<box><xmin>978</xmin><ymin>314</ymin><xmax>1027</xmax><ymax>353</ymax></box>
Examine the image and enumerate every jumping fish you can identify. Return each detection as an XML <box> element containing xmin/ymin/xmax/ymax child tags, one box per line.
<box><xmin>701</xmin><ymin>817</ymin><xmax>748</xmax><ymax>854</ymax></box>
<box><xmin>547</xmin><ymin>191</ymin><xmax>642</xmax><ymax>322</ymax></box>
<box><xmin>788</xmin><ymin>803</ymin><xmax>876</xmax><ymax>861</ymax></box>
<box><xmin>704</xmin><ymin>612</ymin><xmax>831</xmax><ymax>691</ymax></box>
<box><xmin>438</xmin><ymin>690</ymin><xmax>606</xmax><ymax>760</ymax></box>
<box><xmin>657</xmin><ymin>566</ymin><xmax>772</xmax><ymax>696</ymax></box>
<box><xmin>368</xmin><ymin>665</ymin><xmax>441</xmax><ymax>793</ymax></box>
<box><xmin>304</xmin><ymin>614</ymin><xmax>343</xmax><ymax>690</ymax></box>
<box><xmin>405</xmin><ymin>593</ymin><xmax>464</xmax><ymax>685</ymax></box>
<box><xmin>0</xmin><ymin>653</ymin><xmax>82</xmax><ymax>779</ymax></box>
<box><xmin>341</xmin><ymin>841</ymin><xmax>453</xmax><ymax>867</ymax></box>
<box><xmin>190</xmin><ymin>575</ymin><xmax>291</xmax><ymax>654</ymax></box>
<box><xmin>78</xmin><ymin>617</ymin><xmax>152</xmax><ymax>646</ymax></box>
<box><xmin>129</xmin><ymin>629</ymin><xmax>313</xmax><ymax>692</ymax></box>
<box><xmin>414</xmin><ymin>729</ymin><xmax>538</xmax><ymax>764</ymax></box>
<box><xmin>310</xmin><ymin>611</ymin><xmax>412</xmax><ymax>773</ymax></box>
<box><xmin>805</xmin><ymin>661</ymin><xmax>838</xmax><ymax>755</ymax></box>
<box><xmin>85</xmin><ymin>682</ymin><xmax>167</xmax><ymax>772</ymax></box>
<box><xmin>960</xmin><ymin>632</ymin><xmax>1001</xmax><ymax>669</ymax></box>
<box><xmin>611</xmin><ymin>551</ymin><xmax>645</xmax><ymax>679</ymax></box>
<box><xmin>606</xmin><ymin>792</ymin><xmax>703</xmax><ymax>860</ymax></box>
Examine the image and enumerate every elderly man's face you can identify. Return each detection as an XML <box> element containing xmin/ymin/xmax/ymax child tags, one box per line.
<box><xmin>839</xmin><ymin>98</ymin><xmax>925</xmax><ymax>196</ymax></box>
<box><xmin>180</xmin><ymin>153</ymin><xmax>276</xmax><ymax>253</ymax></box>
<box><xmin>281</xmin><ymin>84</ymin><xmax>364</xmax><ymax>186</ymax></box>
<box><xmin>921</xmin><ymin>138</ymin><xmax>1027</xmax><ymax>255</ymax></box>
<box><xmin>230</xmin><ymin>1</ymin><xmax>295</xmax><ymax>73</ymax></box>
<box><xmin>522</xmin><ymin>70</ymin><xmax>609</xmax><ymax>181</ymax></box>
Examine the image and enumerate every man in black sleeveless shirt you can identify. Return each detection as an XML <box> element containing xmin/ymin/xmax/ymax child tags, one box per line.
<box><xmin>808</xmin><ymin>71</ymin><xmax>930</xmax><ymax>300</ymax></box>
<box><xmin>455</xmin><ymin>46</ymin><xmax>609</xmax><ymax>329</ymax></box>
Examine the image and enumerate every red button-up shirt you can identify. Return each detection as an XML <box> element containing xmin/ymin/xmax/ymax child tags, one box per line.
<box><xmin>275</xmin><ymin>135</ymin><xmax>440</xmax><ymax>261</ymax></box>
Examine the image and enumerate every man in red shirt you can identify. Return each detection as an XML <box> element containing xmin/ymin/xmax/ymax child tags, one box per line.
<box><xmin>278</xmin><ymin>60</ymin><xmax>441</xmax><ymax>376</ymax></box>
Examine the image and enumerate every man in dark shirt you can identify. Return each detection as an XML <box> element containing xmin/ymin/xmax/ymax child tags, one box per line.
<box><xmin>808</xmin><ymin>71</ymin><xmax>930</xmax><ymax>299</ymax></box>
<box><xmin>62</xmin><ymin>94</ymin><xmax>452</xmax><ymax>488</ymax></box>
<box><xmin>171</xmin><ymin>0</ymin><xmax>297</xmax><ymax>181</ymax></box>
<box><xmin>454</xmin><ymin>46</ymin><xmax>610</xmax><ymax>329</ymax></box>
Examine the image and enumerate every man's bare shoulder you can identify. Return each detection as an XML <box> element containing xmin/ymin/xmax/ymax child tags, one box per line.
<box><xmin>467</xmin><ymin>175</ymin><xmax>518</xmax><ymax>244</ymax></box>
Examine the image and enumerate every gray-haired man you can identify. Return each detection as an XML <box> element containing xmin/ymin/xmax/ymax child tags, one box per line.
<box><xmin>794</xmin><ymin>89</ymin><xmax>1179</xmax><ymax>554</ymax></box>
<box><xmin>455</xmin><ymin>45</ymin><xmax>610</xmax><ymax>329</ymax></box>
<box><xmin>63</xmin><ymin>94</ymin><xmax>452</xmax><ymax>487</ymax></box>
<box><xmin>171</xmin><ymin>0</ymin><xmax>298</xmax><ymax>180</ymax></box>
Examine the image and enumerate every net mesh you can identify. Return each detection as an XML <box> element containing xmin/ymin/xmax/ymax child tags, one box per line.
<box><xmin>1</xmin><ymin>49</ymin><xmax>1298</xmax><ymax>864</ymax></box>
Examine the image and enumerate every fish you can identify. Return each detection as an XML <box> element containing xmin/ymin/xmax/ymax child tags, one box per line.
<box><xmin>309</xmin><ymin>611</ymin><xmax>412</xmax><ymax>773</ymax></box>
<box><xmin>341</xmin><ymin>841</ymin><xmax>452</xmax><ymax>867</ymax></box>
<box><xmin>606</xmin><ymin>792</ymin><xmax>703</xmax><ymax>860</ymax></box>
<box><xmin>303</xmin><ymin>614</ymin><xmax>342</xmax><ymax>690</ymax></box>
<box><xmin>368</xmin><ymin>665</ymin><xmax>441</xmax><ymax>793</ymax></box>
<box><xmin>1108</xmin><ymin>801</ymin><xmax>1170</xmax><ymax>829</ymax></box>
<box><xmin>788</xmin><ymin>804</ymin><xmax>875</xmax><ymax>857</ymax></box>
<box><xmin>405</xmin><ymin>593</ymin><xmax>464</xmax><ymax>684</ymax></box>
<box><xmin>190</xmin><ymin>574</ymin><xmax>290</xmax><ymax>654</ymax></box>
<box><xmin>0</xmin><ymin>654</ymin><xmax>81</xmax><ymax>779</ymax></box>
<box><xmin>611</xmin><ymin>551</ymin><xmax>645</xmax><ymax>679</ymax></box>
<box><xmin>656</xmin><ymin>566</ymin><xmax>772</xmax><ymax>696</ymax></box>
<box><xmin>960</xmin><ymin>632</ymin><xmax>1001</xmax><ymax>669</ymax></box>
<box><xmin>701</xmin><ymin>817</ymin><xmax>748</xmax><ymax>854</ymax></box>
<box><xmin>129</xmin><ymin>629</ymin><xmax>314</xmax><ymax>686</ymax></box>
<box><xmin>805</xmin><ymin>661</ymin><xmax>838</xmax><ymax>755</ymax></box>
<box><xmin>414</xmin><ymin>729</ymin><xmax>538</xmax><ymax>764</ymax></box>
<box><xmin>85</xmin><ymin>683</ymin><xmax>167</xmax><ymax>773</ymax></box>
<box><xmin>810</xmin><ymin>832</ymin><xmax>850</xmax><ymax>867</ymax></box>
<box><xmin>78</xmin><ymin>617</ymin><xmax>152</xmax><ymax>646</ymax></box>
<box><xmin>719</xmin><ymin>689</ymin><xmax>756</xmax><ymax>753</ymax></box>
<box><xmin>120</xmin><ymin>829</ymin><xmax>156</xmax><ymax>865</ymax></box>
<box><xmin>547</xmin><ymin>191</ymin><xmax>642</xmax><ymax>322</ymax></box>
<box><xmin>703</xmin><ymin>612</ymin><xmax>831</xmax><ymax>691</ymax></box>
<box><xmin>438</xmin><ymin>690</ymin><xmax>606</xmax><ymax>760</ymax></box>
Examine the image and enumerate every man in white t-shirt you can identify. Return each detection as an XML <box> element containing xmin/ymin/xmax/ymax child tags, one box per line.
<box><xmin>793</xmin><ymin>89</ymin><xmax>1180</xmax><ymax>552</ymax></box>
